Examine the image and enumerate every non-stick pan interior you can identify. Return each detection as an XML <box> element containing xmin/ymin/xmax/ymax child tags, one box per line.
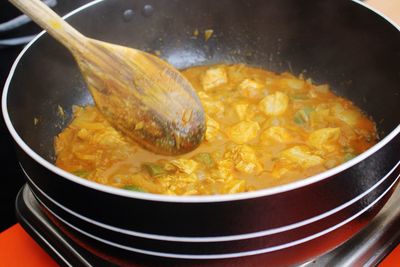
<box><xmin>5</xmin><ymin>0</ymin><xmax>400</xmax><ymax>162</ymax></box>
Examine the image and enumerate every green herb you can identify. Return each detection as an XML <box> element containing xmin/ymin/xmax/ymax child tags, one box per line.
<box><xmin>71</xmin><ymin>170</ymin><xmax>89</xmax><ymax>178</ymax></box>
<box><xmin>294</xmin><ymin>114</ymin><xmax>305</xmax><ymax>125</ymax></box>
<box><xmin>303</xmin><ymin>107</ymin><xmax>315</xmax><ymax>116</ymax></box>
<box><xmin>343</xmin><ymin>146</ymin><xmax>353</xmax><ymax>153</ymax></box>
<box><xmin>142</xmin><ymin>163</ymin><xmax>166</xmax><ymax>177</ymax></box>
<box><xmin>194</xmin><ymin>153</ymin><xmax>214</xmax><ymax>167</ymax></box>
<box><xmin>344</xmin><ymin>153</ymin><xmax>356</xmax><ymax>162</ymax></box>
<box><xmin>123</xmin><ymin>185</ymin><xmax>146</xmax><ymax>192</ymax></box>
<box><xmin>291</xmin><ymin>94</ymin><xmax>310</xmax><ymax>100</ymax></box>
<box><xmin>293</xmin><ymin>107</ymin><xmax>315</xmax><ymax>125</ymax></box>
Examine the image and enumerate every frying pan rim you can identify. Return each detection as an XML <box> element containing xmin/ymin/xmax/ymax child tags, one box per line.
<box><xmin>21</xmin><ymin>161</ymin><xmax>400</xmax><ymax>242</ymax></box>
<box><xmin>25</xmin><ymin>173</ymin><xmax>400</xmax><ymax>259</ymax></box>
<box><xmin>2</xmin><ymin>0</ymin><xmax>400</xmax><ymax>203</ymax></box>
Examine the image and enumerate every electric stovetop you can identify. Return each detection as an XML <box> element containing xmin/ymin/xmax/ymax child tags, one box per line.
<box><xmin>16</xmin><ymin>184</ymin><xmax>400</xmax><ymax>267</ymax></box>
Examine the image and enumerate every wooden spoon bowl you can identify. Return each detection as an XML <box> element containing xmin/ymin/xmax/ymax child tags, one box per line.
<box><xmin>10</xmin><ymin>0</ymin><xmax>206</xmax><ymax>155</ymax></box>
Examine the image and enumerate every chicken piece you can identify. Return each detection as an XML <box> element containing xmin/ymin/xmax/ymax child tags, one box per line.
<box><xmin>310</xmin><ymin>108</ymin><xmax>330</xmax><ymax>129</ymax></box>
<box><xmin>271</xmin><ymin>161</ymin><xmax>292</xmax><ymax>178</ymax></box>
<box><xmin>202</xmin><ymin>66</ymin><xmax>228</xmax><ymax>91</ymax></box>
<box><xmin>307</xmin><ymin>128</ymin><xmax>341</xmax><ymax>153</ymax></box>
<box><xmin>93</xmin><ymin>130</ymin><xmax>125</xmax><ymax>147</ymax></box>
<box><xmin>234</xmin><ymin>104</ymin><xmax>249</xmax><ymax>120</ymax></box>
<box><xmin>198</xmin><ymin>92</ymin><xmax>225</xmax><ymax>116</ymax></box>
<box><xmin>314</xmin><ymin>84</ymin><xmax>330</xmax><ymax>94</ymax></box>
<box><xmin>157</xmin><ymin>173</ymin><xmax>199</xmax><ymax>195</ymax></box>
<box><xmin>77</xmin><ymin>128</ymin><xmax>90</xmax><ymax>139</ymax></box>
<box><xmin>238</xmin><ymin>79</ymin><xmax>265</xmax><ymax>99</ymax></box>
<box><xmin>227</xmin><ymin>121</ymin><xmax>260</xmax><ymax>144</ymax></box>
<box><xmin>259</xmin><ymin>91</ymin><xmax>289</xmax><ymax>116</ymax></box>
<box><xmin>169</xmin><ymin>159</ymin><xmax>199</xmax><ymax>174</ymax></box>
<box><xmin>331</xmin><ymin>103</ymin><xmax>360</xmax><ymax>126</ymax></box>
<box><xmin>217</xmin><ymin>159</ymin><xmax>235</xmax><ymax>181</ymax></box>
<box><xmin>235</xmin><ymin>161</ymin><xmax>261</xmax><ymax>175</ymax></box>
<box><xmin>284</xmin><ymin>78</ymin><xmax>305</xmax><ymax>90</ymax></box>
<box><xmin>203</xmin><ymin>100</ymin><xmax>225</xmax><ymax>117</ymax></box>
<box><xmin>225</xmin><ymin>179</ymin><xmax>247</xmax><ymax>194</ymax></box>
<box><xmin>205</xmin><ymin>116</ymin><xmax>220</xmax><ymax>141</ymax></box>
<box><xmin>280</xmin><ymin>146</ymin><xmax>324</xmax><ymax>169</ymax></box>
<box><xmin>225</xmin><ymin>145</ymin><xmax>263</xmax><ymax>175</ymax></box>
<box><xmin>260</xmin><ymin>126</ymin><xmax>291</xmax><ymax>143</ymax></box>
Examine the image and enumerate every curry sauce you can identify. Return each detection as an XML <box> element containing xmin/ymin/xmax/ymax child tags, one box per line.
<box><xmin>54</xmin><ymin>64</ymin><xmax>377</xmax><ymax>195</ymax></box>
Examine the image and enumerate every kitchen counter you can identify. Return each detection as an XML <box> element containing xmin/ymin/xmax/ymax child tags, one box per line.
<box><xmin>367</xmin><ymin>0</ymin><xmax>400</xmax><ymax>25</ymax></box>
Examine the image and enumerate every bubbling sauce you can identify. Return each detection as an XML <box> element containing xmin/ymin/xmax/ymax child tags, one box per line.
<box><xmin>55</xmin><ymin>64</ymin><xmax>377</xmax><ymax>195</ymax></box>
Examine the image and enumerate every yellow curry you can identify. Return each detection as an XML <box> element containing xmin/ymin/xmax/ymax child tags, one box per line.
<box><xmin>55</xmin><ymin>64</ymin><xmax>377</xmax><ymax>195</ymax></box>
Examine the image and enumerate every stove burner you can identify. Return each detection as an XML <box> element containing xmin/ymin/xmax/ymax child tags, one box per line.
<box><xmin>0</xmin><ymin>0</ymin><xmax>58</xmax><ymax>46</ymax></box>
<box><xmin>15</xmin><ymin>184</ymin><xmax>400</xmax><ymax>266</ymax></box>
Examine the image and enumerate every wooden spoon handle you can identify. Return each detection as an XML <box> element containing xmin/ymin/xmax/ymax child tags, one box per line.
<box><xmin>9</xmin><ymin>0</ymin><xmax>87</xmax><ymax>52</ymax></box>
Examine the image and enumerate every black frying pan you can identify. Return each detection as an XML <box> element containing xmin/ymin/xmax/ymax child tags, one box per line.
<box><xmin>2</xmin><ymin>0</ymin><xmax>400</xmax><ymax>265</ymax></box>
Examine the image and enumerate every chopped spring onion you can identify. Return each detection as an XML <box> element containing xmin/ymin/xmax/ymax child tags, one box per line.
<box><xmin>142</xmin><ymin>163</ymin><xmax>166</xmax><ymax>177</ymax></box>
<box><xmin>194</xmin><ymin>153</ymin><xmax>214</xmax><ymax>167</ymax></box>
<box><xmin>294</xmin><ymin>107</ymin><xmax>315</xmax><ymax>125</ymax></box>
<box><xmin>71</xmin><ymin>170</ymin><xmax>89</xmax><ymax>178</ymax></box>
<box><xmin>123</xmin><ymin>185</ymin><xmax>146</xmax><ymax>192</ymax></box>
<box><xmin>291</xmin><ymin>94</ymin><xmax>310</xmax><ymax>100</ymax></box>
<box><xmin>344</xmin><ymin>153</ymin><xmax>356</xmax><ymax>162</ymax></box>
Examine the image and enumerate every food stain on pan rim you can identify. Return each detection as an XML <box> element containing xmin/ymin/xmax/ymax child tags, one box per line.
<box><xmin>2</xmin><ymin>0</ymin><xmax>400</xmax><ymax>203</ymax></box>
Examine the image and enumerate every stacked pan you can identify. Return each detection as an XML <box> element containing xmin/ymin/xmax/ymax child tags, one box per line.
<box><xmin>3</xmin><ymin>0</ymin><xmax>400</xmax><ymax>265</ymax></box>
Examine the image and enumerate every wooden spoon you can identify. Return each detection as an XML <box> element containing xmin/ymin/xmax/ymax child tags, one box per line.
<box><xmin>10</xmin><ymin>0</ymin><xmax>206</xmax><ymax>155</ymax></box>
